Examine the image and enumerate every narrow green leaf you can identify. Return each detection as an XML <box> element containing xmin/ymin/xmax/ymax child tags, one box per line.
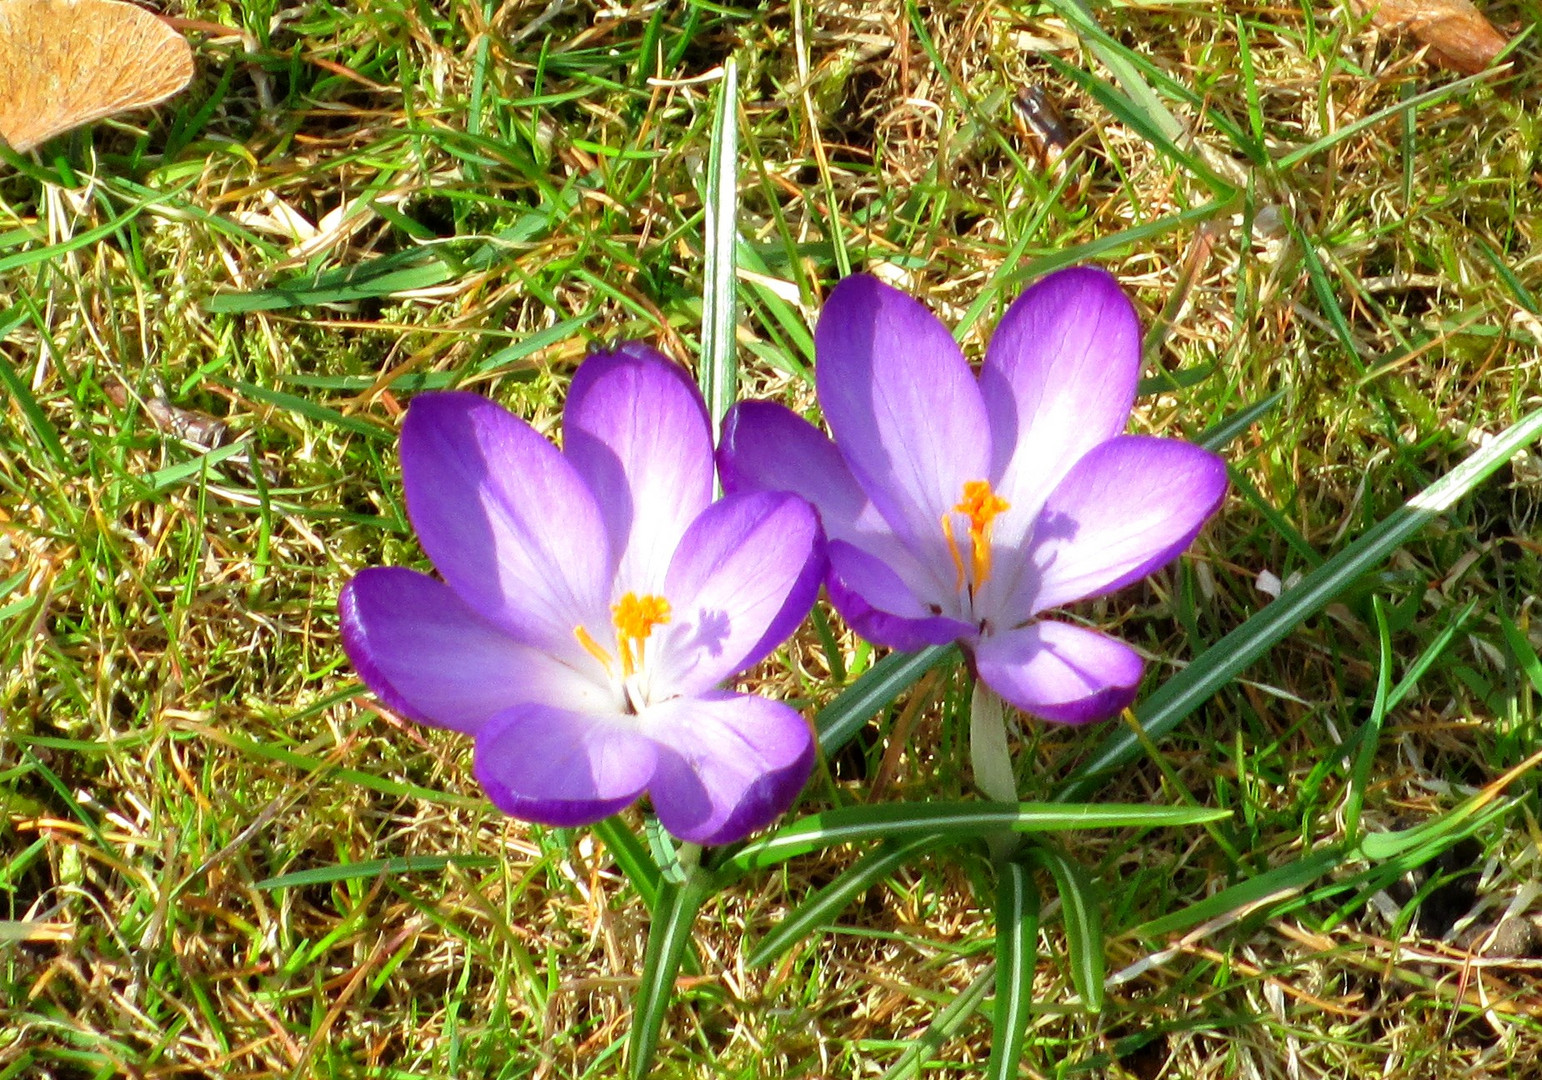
<box><xmin>747</xmin><ymin>834</ymin><xmax>938</xmax><ymax>967</ymax></box>
<box><xmin>1344</xmin><ymin>597</ymin><xmax>1392</xmax><ymax>838</ymax></box>
<box><xmin>1196</xmin><ymin>390</ymin><xmax>1283</xmax><ymax>453</ymax></box>
<box><xmin>0</xmin><ymin>318</ymin><xmax>69</xmax><ymax>467</ymax></box>
<box><xmin>256</xmin><ymin>855</ymin><xmax>496</xmax><ymax>890</ymax></box>
<box><xmin>629</xmin><ymin>872</ymin><xmax>712</xmax><ymax>1079</ymax></box>
<box><xmin>135</xmin><ymin>440</ymin><xmax>253</xmax><ymax>494</ymax></box>
<box><xmin>880</xmin><ymin>965</ymin><xmax>995</xmax><ymax>1080</ymax></box>
<box><xmin>700</xmin><ymin>58</ymin><xmax>739</xmax><ymax>438</ymax></box>
<box><xmin>1387</xmin><ymin>598</ymin><xmax>1478</xmax><ymax>710</ymax></box>
<box><xmin>815</xmin><ymin>645</ymin><xmax>955</xmax><ymax>756</ymax></box>
<box><xmin>205</xmin><ymin>250</ymin><xmax>458</xmax><ymax>312</ymax></box>
<box><xmin>726</xmin><ymin>802</ymin><xmax>1229</xmax><ymax>874</ymax></box>
<box><xmin>1026</xmin><ymin>846</ymin><xmax>1103</xmax><ymax>1012</ymax></box>
<box><xmin>229</xmin><ymin>381</ymin><xmax>391</xmax><ymax>440</ymax></box>
<box><xmin>1498</xmin><ymin>611</ymin><xmax>1542</xmax><ymax>698</ymax></box>
<box><xmin>1062</xmin><ymin>406</ymin><xmax>1542</xmax><ymax>799</ymax></box>
<box><xmin>987</xmin><ymin>860</ymin><xmax>1040</xmax><ymax>1080</ymax></box>
<box><xmin>1130</xmin><ymin>845</ymin><xmax>1348</xmax><ymax>940</ymax></box>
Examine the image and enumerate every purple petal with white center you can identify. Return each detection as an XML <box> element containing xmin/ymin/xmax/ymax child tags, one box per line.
<box><xmin>564</xmin><ymin>344</ymin><xmax>714</xmax><ymax>592</ymax></box>
<box><xmin>1018</xmin><ymin>435</ymin><xmax>1227</xmax><ymax>616</ymax></box>
<box><xmin>340</xmin><ymin>567</ymin><xmax>609</xmax><ymax>735</ymax></box>
<box><xmin>980</xmin><ymin>267</ymin><xmax>1143</xmax><ymax>543</ymax></box>
<box><xmin>473</xmin><ymin>704</ymin><xmax>656</xmax><ymax>828</ymax></box>
<box><xmin>824</xmin><ymin>539</ymin><xmax>974</xmax><ymax>651</ymax></box>
<box><xmin>652</xmin><ymin>491</ymin><xmax>822</xmax><ymax>697</ymax></box>
<box><xmin>815</xmin><ymin>276</ymin><xmax>991</xmax><ymax>586</ymax></box>
<box><xmin>402</xmin><ymin>392</ymin><xmax>611</xmax><ymax>658</ymax></box>
<box><xmin>641</xmin><ymin>691</ymin><xmax>814</xmax><ymax>845</ymax></box>
<box><xmin>974</xmin><ymin>621</ymin><xmax>1143</xmax><ymax>725</ymax></box>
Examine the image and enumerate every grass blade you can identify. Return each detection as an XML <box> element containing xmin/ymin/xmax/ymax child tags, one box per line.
<box><xmin>725</xmin><ymin>802</ymin><xmax>1229</xmax><ymax>873</ymax></box>
<box><xmin>1344</xmin><ymin>597</ymin><xmax>1393</xmax><ymax>838</ymax></box>
<box><xmin>1130</xmin><ymin>845</ymin><xmax>1348</xmax><ymax>939</ymax></box>
<box><xmin>1061</xmin><ymin>406</ymin><xmax>1542</xmax><ymax>799</ymax></box>
<box><xmin>987</xmin><ymin>859</ymin><xmax>1040</xmax><ymax>1080</ymax></box>
<box><xmin>256</xmin><ymin>855</ymin><xmax>496</xmax><ymax>890</ymax></box>
<box><xmin>1026</xmin><ymin>845</ymin><xmax>1103</xmax><ymax>1012</ymax></box>
<box><xmin>747</xmin><ymin>834</ymin><xmax>938</xmax><ymax>967</ymax></box>
<box><xmin>629</xmin><ymin>871</ymin><xmax>712</xmax><ymax>1080</ymax></box>
<box><xmin>880</xmin><ymin>965</ymin><xmax>995</xmax><ymax>1080</ymax></box>
<box><xmin>700</xmin><ymin>58</ymin><xmax>740</xmax><ymax>438</ymax></box>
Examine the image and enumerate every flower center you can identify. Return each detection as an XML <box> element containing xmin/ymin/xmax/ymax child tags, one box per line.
<box><xmin>574</xmin><ymin>591</ymin><xmax>673</xmax><ymax>680</ymax></box>
<box><xmin>942</xmin><ymin>480</ymin><xmax>1009</xmax><ymax>594</ymax></box>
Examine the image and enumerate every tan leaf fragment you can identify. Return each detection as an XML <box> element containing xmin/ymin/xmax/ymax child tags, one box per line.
<box><xmin>1354</xmin><ymin>0</ymin><xmax>1509</xmax><ymax>74</ymax></box>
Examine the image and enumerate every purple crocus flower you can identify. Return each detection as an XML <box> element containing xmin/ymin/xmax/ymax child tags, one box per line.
<box><xmin>720</xmin><ymin>267</ymin><xmax>1227</xmax><ymax>725</ymax></box>
<box><xmin>339</xmin><ymin>344</ymin><xmax>824</xmax><ymax>845</ymax></box>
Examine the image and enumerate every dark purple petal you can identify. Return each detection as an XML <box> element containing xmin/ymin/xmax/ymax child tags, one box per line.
<box><xmin>653</xmin><ymin>491</ymin><xmax>823</xmax><ymax>696</ymax></box>
<box><xmin>815</xmin><ymin>275</ymin><xmax>991</xmax><ymax>567</ymax></box>
<box><xmin>641</xmin><ymin>691</ymin><xmax>814</xmax><ymax>845</ymax></box>
<box><xmin>980</xmin><ymin>267</ymin><xmax>1143</xmax><ymax>542</ymax></box>
<box><xmin>402</xmin><ymin>392</ymin><xmax>610</xmax><ymax>658</ymax></box>
<box><xmin>1017</xmin><ymin>435</ymin><xmax>1227</xmax><ymax>615</ymax></box>
<box><xmin>340</xmin><ymin>567</ymin><xmax>607</xmax><ymax>735</ymax></box>
<box><xmin>473</xmin><ymin>704</ymin><xmax>656</xmax><ymax>828</ymax></box>
<box><xmin>564</xmin><ymin>344</ymin><xmax>714</xmax><ymax>592</ymax></box>
<box><xmin>826</xmin><ymin>541</ymin><xmax>975</xmax><ymax>651</ymax></box>
<box><xmin>974</xmin><ymin>621</ymin><xmax>1143</xmax><ymax>725</ymax></box>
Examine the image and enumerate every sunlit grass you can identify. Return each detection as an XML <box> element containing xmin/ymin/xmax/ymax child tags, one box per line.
<box><xmin>3</xmin><ymin>0</ymin><xmax>1542</xmax><ymax>1076</ymax></box>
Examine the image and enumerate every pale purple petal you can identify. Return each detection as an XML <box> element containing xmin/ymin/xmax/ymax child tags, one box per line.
<box><xmin>981</xmin><ymin>267</ymin><xmax>1142</xmax><ymax>543</ymax></box>
<box><xmin>473</xmin><ymin>704</ymin><xmax>656</xmax><ymax>828</ymax></box>
<box><xmin>974</xmin><ymin>621</ymin><xmax>1143</xmax><ymax>725</ymax></box>
<box><xmin>641</xmin><ymin>691</ymin><xmax>814</xmax><ymax>845</ymax></box>
<box><xmin>826</xmin><ymin>541</ymin><xmax>975</xmax><ymax>651</ymax></box>
<box><xmin>402</xmin><ymin>392</ymin><xmax>610</xmax><ymax>658</ymax></box>
<box><xmin>1017</xmin><ymin>435</ymin><xmax>1227</xmax><ymax>615</ymax></box>
<box><xmin>340</xmin><ymin>568</ymin><xmax>608</xmax><ymax>735</ymax></box>
<box><xmin>815</xmin><ymin>275</ymin><xmax>991</xmax><ymax>584</ymax></box>
<box><xmin>652</xmin><ymin>491</ymin><xmax>822</xmax><ymax>697</ymax></box>
<box><xmin>564</xmin><ymin>344</ymin><xmax>714</xmax><ymax>593</ymax></box>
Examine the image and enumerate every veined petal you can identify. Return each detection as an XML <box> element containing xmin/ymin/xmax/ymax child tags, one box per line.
<box><xmin>815</xmin><ymin>275</ymin><xmax>990</xmax><ymax>587</ymax></box>
<box><xmin>340</xmin><ymin>568</ymin><xmax>608</xmax><ymax>735</ymax></box>
<box><xmin>974</xmin><ymin>621</ymin><xmax>1142</xmax><ymax>725</ymax></box>
<box><xmin>826</xmin><ymin>541</ymin><xmax>975</xmax><ymax>651</ymax></box>
<box><xmin>402</xmin><ymin>392</ymin><xmax>610</xmax><ymax>657</ymax></box>
<box><xmin>981</xmin><ymin>267</ymin><xmax>1142</xmax><ymax>542</ymax></box>
<box><xmin>1020</xmin><ymin>435</ymin><xmax>1227</xmax><ymax>615</ymax></box>
<box><xmin>564</xmin><ymin>344</ymin><xmax>714</xmax><ymax>592</ymax></box>
<box><xmin>653</xmin><ymin>491</ymin><xmax>822</xmax><ymax>696</ymax></box>
<box><xmin>641</xmin><ymin>691</ymin><xmax>814</xmax><ymax>845</ymax></box>
<box><xmin>474</xmin><ymin>704</ymin><xmax>656</xmax><ymax>828</ymax></box>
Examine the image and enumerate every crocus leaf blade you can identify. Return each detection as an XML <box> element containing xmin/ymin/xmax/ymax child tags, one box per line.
<box><xmin>700</xmin><ymin>57</ymin><xmax>739</xmax><ymax>436</ymax></box>
<box><xmin>725</xmin><ymin>802</ymin><xmax>1229</xmax><ymax>873</ymax></box>
<box><xmin>879</xmin><ymin>966</ymin><xmax>995</xmax><ymax>1080</ymax></box>
<box><xmin>747</xmin><ymin>834</ymin><xmax>939</xmax><ymax>967</ymax></box>
<box><xmin>629</xmin><ymin>872</ymin><xmax>712</xmax><ymax>1079</ymax></box>
<box><xmin>1060</xmin><ymin>406</ymin><xmax>1542</xmax><ymax>800</ymax></box>
<box><xmin>987</xmin><ymin>859</ymin><xmax>1040</xmax><ymax>1080</ymax></box>
<box><xmin>1026</xmin><ymin>845</ymin><xmax>1103</xmax><ymax>1012</ymax></box>
<box><xmin>815</xmin><ymin>645</ymin><xmax>956</xmax><ymax>757</ymax></box>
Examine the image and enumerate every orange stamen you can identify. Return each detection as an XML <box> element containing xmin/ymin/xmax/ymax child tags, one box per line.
<box><xmin>611</xmin><ymin>592</ymin><xmax>672</xmax><ymax>677</ymax></box>
<box><xmin>945</xmin><ymin>480</ymin><xmax>1009</xmax><ymax>591</ymax></box>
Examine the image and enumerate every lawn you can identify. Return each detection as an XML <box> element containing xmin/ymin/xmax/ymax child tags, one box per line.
<box><xmin>4</xmin><ymin>0</ymin><xmax>1542</xmax><ymax>1077</ymax></box>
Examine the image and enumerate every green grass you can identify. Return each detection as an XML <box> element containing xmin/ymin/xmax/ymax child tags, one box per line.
<box><xmin>4</xmin><ymin>0</ymin><xmax>1542</xmax><ymax>1076</ymax></box>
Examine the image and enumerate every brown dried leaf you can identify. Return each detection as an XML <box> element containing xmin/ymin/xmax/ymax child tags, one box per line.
<box><xmin>1354</xmin><ymin>0</ymin><xmax>1509</xmax><ymax>74</ymax></box>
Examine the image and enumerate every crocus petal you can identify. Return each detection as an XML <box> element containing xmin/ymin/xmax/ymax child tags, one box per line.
<box><xmin>974</xmin><ymin>621</ymin><xmax>1143</xmax><ymax>725</ymax></box>
<box><xmin>980</xmin><ymin>267</ymin><xmax>1142</xmax><ymax>541</ymax></box>
<box><xmin>564</xmin><ymin>344</ymin><xmax>714</xmax><ymax>592</ymax></box>
<box><xmin>642</xmin><ymin>691</ymin><xmax>814</xmax><ymax>845</ymax></box>
<box><xmin>340</xmin><ymin>568</ymin><xmax>608</xmax><ymax>735</ymax></box>
<box><xmin>825</xmin><ymin>540</ymin><xmax>974</xmax><ymax>651</ymax></box>
<box><xmin>652</xmin><ymin>491</ymin><xmax>822</xmax><ymax>696</ymax></box>
<box><xmin>815</xmin><ymin>275</ymin><xmax>991</xmax><ymax>589</ymax></box>
<box><xmin>719</xmin><ymin>401</ymin><xmax>868</xmax><ymax>536</ymax></box>
<box><xmin>402</xmin><ymin>392</ymin><xmax>610</xmax><ymax>657</ymax></box>
<box><xmin>1018</xmin><ymin>435</ymin><xmax>1227</xmax><ymax>615</ymax></box>
<box><xmin>473</xmin><ymin>704</ymin><xmax>656</xmax><ymax>828</ymax></box>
